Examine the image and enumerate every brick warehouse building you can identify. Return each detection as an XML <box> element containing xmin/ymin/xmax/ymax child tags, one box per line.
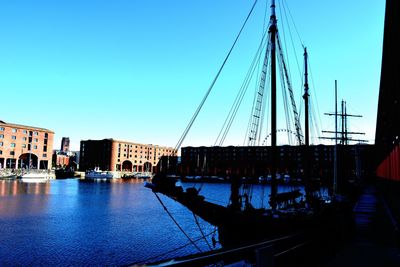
<box><xmin>0</xmin><ymin>120</ymin><xmax>54</xmax><ymax>169</ymax></box>
<box><xmin>79</xmin><ymin>139</ymin><xmax>176</xmax><ymax>172</ymax></box>
<box><xmin>180</xmin><ymin>145</ymin><xmax>375</xmax><ymax>185</ymax></box>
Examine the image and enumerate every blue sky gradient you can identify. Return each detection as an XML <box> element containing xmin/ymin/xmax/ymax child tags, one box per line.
<box><xmin>0</xmin><ymin>0</ymin><xmax>385</xmax><ymax>150</ymax></box>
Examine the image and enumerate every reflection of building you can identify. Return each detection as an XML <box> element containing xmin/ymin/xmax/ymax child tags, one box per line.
<box><xmin>79</xmin><ymin>139</ymin><xmax>176</xmax><ymax>172</ymax></box>
<box><xmin>0</xmin><ymin>120</ymin><xmax>54</xmax><ymax>169</ymax></box>
<box><xmin>180</xmin><ymin>145</ymin><xmax>375</xmax><ymax>181</ymax></box>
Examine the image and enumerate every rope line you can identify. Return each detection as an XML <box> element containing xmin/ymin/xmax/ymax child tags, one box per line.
<box><xmin>132</xmin><ymin>229</ymin><xmax>218</xmax><ymax>265</ymax></box>
<box><xmin>153</xmin><ymin>192</ymin><xmax>203</xmax><ymax>253</ymax></box>
<box><xmin>174</xmin><ymin>0</ymin><xmax>259</xmax><ymax>152</ymax></box>
<box><xmin>192</xmin><ymin>212</ymin><xmax>213</xmax><ymax>250</ymax></box>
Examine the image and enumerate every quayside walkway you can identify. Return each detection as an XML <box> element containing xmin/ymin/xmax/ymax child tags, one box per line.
<box><xmin>325</xmin><ymin>181</ymin><xmax>400</xmax><ymax>267</ymax></box>
<box><xmin>138</xmin><ymin>179</ymin><xmax>400</xmax><ymax>267</ymax></box>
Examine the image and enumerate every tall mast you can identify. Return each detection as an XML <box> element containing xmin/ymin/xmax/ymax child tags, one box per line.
<box><xmin>303</xmin><ymin>48</ymin><xmax>310</xmax><ymax>201</ymax></box>
<box><xmin>269</xmin><ymin>0</ymin><xmax>278</xmax><ymax>211</ymax></box>
<box><xmin>334</xmin><ymin>80</ymin><xmax>338</xmax><ymax>195</ymax></box>
<box><xmin>303</xmin><ymin>48</ymin><xmax>310</xmax><ymax>147</ymax></box>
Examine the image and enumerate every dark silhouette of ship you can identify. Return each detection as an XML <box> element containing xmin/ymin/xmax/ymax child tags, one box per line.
<box><xmin>146</xmin><ymin>0</ymin><xmax>355</xmax><ymax>250</ymax></box>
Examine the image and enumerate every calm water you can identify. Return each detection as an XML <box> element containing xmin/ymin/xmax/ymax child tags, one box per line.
<box><xmin>0</xmin><ymin>179</ymin><xmax>305</xmax><ymax>266</ymax></box>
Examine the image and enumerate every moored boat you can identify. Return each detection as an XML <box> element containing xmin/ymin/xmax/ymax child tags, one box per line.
<box><xmin>146</xmin><ymin>0</ymin><xmax>356</xmax><ymax>251</ymax></box>
<box><xmin>19</xmin><ymin>172</ymin><xmax>53</xmax><ymax>183</ymax></box>
<box><xmin>55</xmin><ymin>168</ymin><xmax>77</xmax><ymax>179</ymax></box>
<box><xmin>85</xmin><ymin>167</ymin><xmax>113</xmax><ymax>180</ymax></box>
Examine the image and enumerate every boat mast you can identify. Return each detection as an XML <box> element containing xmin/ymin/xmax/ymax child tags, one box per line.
<box><xmin>303</xmin><ymin>48</ymin><xmax>311</xmax><ymax>201</ymax></box>
<box><xmin>334</xmin><ymin>80</ymin><xmax>338</xmax><ymax>195</ymax></box>
<box><xmin>270</xmin><ymin>0</ymin><xmax>278</xmax><ymax>211</ymax></box>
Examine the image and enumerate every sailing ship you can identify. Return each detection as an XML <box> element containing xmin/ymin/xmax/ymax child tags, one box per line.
<box><xmin>146</xmin><ymin>0</ymin><xmax>354</xmax><ymax>250</ymax></box>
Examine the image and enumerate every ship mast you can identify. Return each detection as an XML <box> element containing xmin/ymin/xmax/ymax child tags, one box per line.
<box><xmin>270</xmin><ymin>0</ymin><xmax>278</xmax><ymax>211</ymax></box>
<box><xmin>303</xmin><ymin>48</ymin><xmax>311</xmax><ymax>202</ymax></box>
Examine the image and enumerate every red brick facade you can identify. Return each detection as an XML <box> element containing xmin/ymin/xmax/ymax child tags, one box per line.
<box><xmin>110</xmin><ymin>140</ymin><xmax>176</xmax><ymax>172</ymax></box>
<box><xmin>79</xmin><ymin>138</ymin><xmax>175</xmax><ymax>172</ymax></box>
<box><xmin>0</xmin><ymin>120</ymin><xmax>54</xmax><ymax>170</ymax></box>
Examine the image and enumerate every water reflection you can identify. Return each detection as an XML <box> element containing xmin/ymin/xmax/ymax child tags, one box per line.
<box><xmin>0</xmin><ymin>180</ymin><xmax>51</xmax><ymax>196</ymax></box>
<box><xmin>0</xmin><ymin>180</ymin><xmax>51</xmax><ymax>219</ymax></box>
<box><xmin>1</xmin><ymin>178</ymin><xmax>273</xmax><ymax>266</ymax></box>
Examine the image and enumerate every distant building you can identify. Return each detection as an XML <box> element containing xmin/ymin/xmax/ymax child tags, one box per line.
<box><xmin>61</xmin><ymin>137</ymin><xmax>70</xmax><ymax>152</ymax></box>
<box><xmin>53</xmin><ymin>137</ymin><xmax>78</xmax><ymax>169</ymax></box>
<box><xmin>0</xmin><ymin>120</ymin><xmax>54</xmax><ymax>169</ymax></box>
<box><xmin>180</xmin><ymin>144</ymin><xmax>375</xmax><ymax>184</ymax></box>
<box><xmin>79</xmin><ymin>139</ymin><xmax>176</xmax><ymax>172</ymax></box>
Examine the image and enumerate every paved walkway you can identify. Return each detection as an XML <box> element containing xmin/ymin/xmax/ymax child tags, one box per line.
<box><xmin>326</xmin><ymin>185</ymin><xmax>400</xmax><ymax>266</ymax></box>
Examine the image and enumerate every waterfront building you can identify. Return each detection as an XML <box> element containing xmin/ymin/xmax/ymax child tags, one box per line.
<box><xmin>79</xmin><ymin>139</ymin><xmax>176</xmax><ymax>172</ymax></box>
<box><xmin>375</xmin><ymin>0</ymin><xmax>400</xmax><ymax>181</ymax></box>
<box><xmin>180</xmin><ymin>144</ymin><xmax>375</xmax><ymax>183</ymax></box>
<box><xmin>0</xmin><ymin>120</ymin><xmax>54</xmax><ymax>169</ymax></box>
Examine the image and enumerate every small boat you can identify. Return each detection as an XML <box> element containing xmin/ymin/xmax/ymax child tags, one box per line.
<box><xmin>55</xmin><ymin>168</ymin><xmax>77</xmax><ymax>179</ymax></box>
<box><xmin>134</xmin><ymin>172</ymin><xmax>152</xmax><ymax>179</ymax></box>
<box><xmin>19</xmin><ymin>172</ymin><xmax>53</xmax><ymax>183</ymax></box>
<box><xmin>0</xmin><ymin>174</ymin><xmax>17</xmax><ymax>180</ymax></box>
<box><xmin>85</xmin><ymin>167</ymin><xmax>113</xmax><ymax>180</ymax></box>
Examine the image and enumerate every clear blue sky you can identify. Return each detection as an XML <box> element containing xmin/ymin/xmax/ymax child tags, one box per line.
<box><xmin>0</xmin><ymin>0</ymin><xmax>385</xmax><ymax>150</ymax></box>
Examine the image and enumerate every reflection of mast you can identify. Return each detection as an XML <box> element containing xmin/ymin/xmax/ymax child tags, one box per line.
<box><xmin>28</xmin><ymin>131</ymin><xmax>32</xmax><ymax>170</ymax></box>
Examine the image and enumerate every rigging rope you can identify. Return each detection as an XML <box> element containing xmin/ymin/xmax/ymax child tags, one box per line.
<box><xmin>174</xmin><ymin>0</ymin><xmax>259</xmax><ymax>152</ymax></box>
<box><xmin>276</xmin><ymin>33</ymin><xmax>303</xmax><ymax>145</ymax></box>
<box><xmin>215</xmin><ymin>28</ymin><xmax>270</xmax><ymax>146</ymax></box>
<box><xmin>132</xmin><ymin>228</ymin><xmax>218</xmax><ymax>265</ymax></box>
<box><xmin>153</xmin><ymin>192</ymin><xmax>203</xmax><ymax>253</ymax></box>
<box><xmin>308</xmin><ymin>56</ymin><xmax>323</xmax><ymax>142</ymax></box>
<box><xmin>192</xmin><ymin>212</ymin><xmax>213</xmax><ymax>250</ymax></box>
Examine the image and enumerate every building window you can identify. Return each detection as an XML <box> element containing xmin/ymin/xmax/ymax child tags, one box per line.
<box><xmin>34</xmin><ymin>138</ymin><xmax>38</xmax><ymax>142</ymax></box>
<box><xmin>12</xmin><ymin>136</ymin><xmax>16</xmax><ymax>140</ymax></box>
<box><xmin>0</xmin><ymin>150</ymin><xmax>2</xmax><ymax>155</ymax></box>
<box><xmin>45</xmin><ymin>133</ymin><xmax>48</xmax><ymax>138</ymax></box>
<box><xmin>0</xmin><ymin>127</ymin><xmax>4</xmax><ymax>131</ymax></box>
<box><xmin>43</xmin><ymin>146</ymin><xmax>47</xmax><ymax>152</ymax></box>
<box><xmin>12</xmin><ymin>128</ymin><xmax>17</xmax><ymax>133</ymax></box>
<box><xmin>34</xmin><ymin>131</ymin><xmax>38</xmax><ymax>136</ymax></box>
<box><xmin>10</xmin><ymin>151</ymin><xmax>15</xmax><ymax>156</ymax></box>
<box><xmin>0</xmin><ymin>134</ymin><xmax>3</xmax><ymax>138</ymax></box>
<box><xmin>10</xmin><ymin>143</ymin><xmax>16</xmax><ymax>148</ymax></box>
<box><xmin>22</xmin><ymin>144</ymin><xmax>26</xmax><ymax>148</ymax></box>
<box><xmin>23</xmin><ymin>130</ymin><xmax>27</xmax><ymax>134</ymax></box>
<box><xmin>43</xmin><ymin>154</ymin><xmax>47</xmax><ymax>158</ymax></box>
<box><xmin>33</xmin><ymin>145</ymin><xmax>37</xmax><ymax>149</ymax></box>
